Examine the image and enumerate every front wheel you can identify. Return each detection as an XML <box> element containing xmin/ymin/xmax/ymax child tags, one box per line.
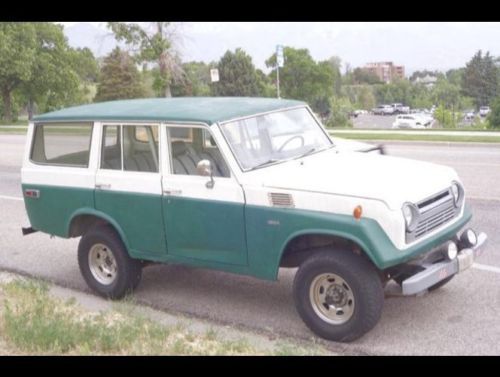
<box><xmin>78</xmin><ymin>225</ymin><xmax>142</xmax><ymax>299</ymax></box>
<box><xmin>293</xmin><ymin>249</ymin><xmax>384</xmax><ymax>342</ymax></box>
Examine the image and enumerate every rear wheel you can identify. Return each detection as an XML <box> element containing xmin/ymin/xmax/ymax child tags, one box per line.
<box><xmin>293</xmin><ymin>249</ymin><xmax>384</xmax><ymax>342</ymax></box>
<box><xmin>78</xmin><ymin>225</ymin><xmax>142</xmax><ymax>299</ymax></box>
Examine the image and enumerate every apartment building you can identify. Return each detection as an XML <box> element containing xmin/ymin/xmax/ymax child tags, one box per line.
<box><xmin>363</xmin><ymin>62</ymin><xmax>405</xmax><ymax>83</ymax></box>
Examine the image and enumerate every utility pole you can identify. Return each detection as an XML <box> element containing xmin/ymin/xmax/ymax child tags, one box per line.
<box><xmin>276</xmin><ymin>45</ymin><xmax>284</xmax><ymax>99</ymax></box>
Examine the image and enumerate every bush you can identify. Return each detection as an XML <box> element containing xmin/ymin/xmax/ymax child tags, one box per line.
<box><xmin>487</xmin><ymin>97</ymin><xmax>500</xmax><ymax>129</ymax></box>
<box><xmin>325</xmin><ymin>97</ymin><xmax>354</xmax><ymax>128</ymax></box>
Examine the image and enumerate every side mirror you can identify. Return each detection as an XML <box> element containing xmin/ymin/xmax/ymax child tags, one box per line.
<box><xmin>197</xmin><ymin>159</ymin><xmax>215</xmax><ymax>189</ymax></box>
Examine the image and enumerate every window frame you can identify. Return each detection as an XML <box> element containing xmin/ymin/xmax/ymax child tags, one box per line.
<box><xmin>165</xmin><ymin>123</ymin><xmax>233</xmax><ymax>179</ymax></box>
<box><xmin>29</xmin><ymin>122</ymin><xmax>94</xmax><ymax>169</ymax></box>
<box><xmin>217</xmin><ymin>105</ymin><xmax>333</xmax><ymax>173</ymax></box>
<box><xmin>98</xmin><ymin>122</ymin><xmax>161</xmax><ymax>174</ymax></box>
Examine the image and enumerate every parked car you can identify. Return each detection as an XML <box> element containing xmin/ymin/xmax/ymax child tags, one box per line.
<box><xmin>21</xmin><ymin>97</ymin><xmax>487</xmax><ymax>342</ymax></box>
<box><xmin>392</xmin><ymin>114</ymin><xmax>426</xmax><ymax>129</ymax></box>
<box><xmin>372</xmin><ymin>104</ymin><xmax>395</xmax><ymax>115</ymax></box>
<box><xmin>391</xmin><ymin>103</ymin><xmax>410</xmax><ymax>114</ymax></box>
<box><xmin>479</xmin><ymin>106</ymin><xmax>491</xmax><ymax>117</ymax></box>
<box><xmin>464</xmin><ymin>110</ymin><xmax>476</xmax><ymax>121</ymax></box>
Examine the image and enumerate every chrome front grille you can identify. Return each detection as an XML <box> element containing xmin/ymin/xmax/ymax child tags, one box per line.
<box><xmin>406</xmin><ymin>188</ymin><xmax>459</xmax><ymax>242</ymax></box>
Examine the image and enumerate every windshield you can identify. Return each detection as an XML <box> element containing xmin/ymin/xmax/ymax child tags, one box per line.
<box><xmin>219</xmin><ymin>107</ymin><xmax>332</xmax><ymax>171</ymax></box>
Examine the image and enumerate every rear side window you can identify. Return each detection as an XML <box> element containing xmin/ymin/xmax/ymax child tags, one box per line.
<box><xmin>31</xmin><ymin>123</ymin><xmax>93</xmax><ymax>167</ymax></box>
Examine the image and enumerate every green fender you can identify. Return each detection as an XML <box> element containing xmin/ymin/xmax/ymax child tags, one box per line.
<box><xmin>67</xmin><ymin>208</ymin><xmax>131</xmax><ymax>251</ymax></box>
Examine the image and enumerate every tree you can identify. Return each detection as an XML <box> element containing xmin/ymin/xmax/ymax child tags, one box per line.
<box><xmin>212</xmin><ymin>48</ymin><xmax>260</xmax><ymax>97</ymax></box>
<box><xmin>94</xmin><ymin>48</ymin><xmax>145</xmax><ymax>102</ymax></box>
<box><xmin>108</xmin><ymin>22</ymin><xmax>183</xmax><ymax>97</ymax></box>
<box><xmin>487</xmin><ymin>96</ymin><xmax>500</xmax><ymax>129</ymax></box>
<box><xmin>265</xmin><ymin>47</ymin><xmax>335</xmax><ymax>112</ymax></box>
<box><xmin>462</xmin><ymin>50</ymin><xmax>498</xmax><ymax>108</ymax></box>
<box><xmin>19</xmin><ymin>23</ymin><xmax>88</xmax><ymax>119</ymax></box>
<box><xmin>171</xmin><ymin>61</ymin><xmax>214</xmax><ymax>97</ymax></box>
<box><xmin>352</xmin><ymin>68</ymin><xmax>382</xmax><ymax>85</ymax></box>
<box><xmin>0</xmin><ymin>23</ymin><xmax>37</xmax><ymax>121</ymax></box>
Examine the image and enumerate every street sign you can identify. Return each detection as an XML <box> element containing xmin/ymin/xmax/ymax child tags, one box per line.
<box><xmin>276</xmin><ymin>45</ymin><xmax>284</xmax><ymax>68</ymax></box>
<box><xmin>210</xmin><ymin>68</ymin><xmax>219</xmax><ymax>82</ymax></box>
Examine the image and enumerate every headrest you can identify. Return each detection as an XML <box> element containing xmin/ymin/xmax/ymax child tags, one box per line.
<box><xmin>172</xmin><ymin>140</ymin><xmax>188</xmax><ymax>156</ymax></box>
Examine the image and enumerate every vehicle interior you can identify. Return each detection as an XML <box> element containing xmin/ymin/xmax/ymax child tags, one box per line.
<box><xmin>169</xmin><ymin>127</ymin><xmax>230</xmax><ymax>177</ymax></box>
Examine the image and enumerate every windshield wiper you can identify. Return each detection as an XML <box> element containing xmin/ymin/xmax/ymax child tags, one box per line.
<box><xmin>249</xmin><ymin>158</ymin><xmax>281</xmax><ymax>170</ymax></box>
<box><xmin>295</xmin><ymin>144</ymin><xmax>334</xmax><ymax>160</ymax></box>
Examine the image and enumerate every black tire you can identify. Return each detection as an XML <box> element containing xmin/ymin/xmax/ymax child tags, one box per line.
<box><xmin>78</xmin><ymin>225</ymin><xmax>142</xmax><ymax>299</ymax></box>
<box><xmin>293</xmin><ymin>249</ymin><xmax>384</xmax><ymax>342</ymax></box>
<box><xmin>428</xmin><ymin>275</ymin><xmax>455</xmax><ymax>291</ymax></box>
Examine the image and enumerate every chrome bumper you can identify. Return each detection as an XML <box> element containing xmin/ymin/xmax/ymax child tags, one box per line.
<box><xmin>402</xmin><ymin>232</ymin><xmax>488</xmax><ymax>295</ymax></box>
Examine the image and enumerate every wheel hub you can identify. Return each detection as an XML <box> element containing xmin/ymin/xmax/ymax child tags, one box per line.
<box><xmin>88</xmin><ymin>243</ymin><xmax>117</xmax><ymax>285</ymax></box>
<box><xmin>309</xmin><ymin>273</ymin><xmax>355</xmax><ymax>325</ymax></box>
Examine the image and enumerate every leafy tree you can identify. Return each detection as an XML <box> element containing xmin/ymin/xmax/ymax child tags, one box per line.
<box><xmin>19</xmin><ymin>23</ymin><xmax>88</xmax><ymax>119</ymax></box>
<box><xmin>265</xmin><ymin>47</ymin><xmax>335</xmax><ymax>112</ymax></box>
<box><xmin>487</xmin><ymin>96</ymin><xmax>500</xmax><ymax>129</ymax></box>
<box><xmin>256</xmin><ymin>69</ymin><xmax>275</xmax><ymax>97</ymax></box>
<box><xmin>446</xmin><ymin>68</ymin><xmax>464</xmax><ymax>86</ymax></box>
<box><xmin>462</xmin><ymin>50</ymin><xmax>498</xmax><ymax>108</ymax></box>
<box><xmin>325</xmin><ymin>97</ymin><xmax>354</xmax><ymax>128</ymax></box>
<box><xmin>352</xmin><ymin>68</ymin><xmax>382</xmax><ymax>85</ymax></box>
<box><xmin>171</xmin><ymin>61</ymin><xmax>214</xmax><ymax>97</ymax></box>
<box><xmin>212</xmin><ymin>48</ymin><xmax>260</xmax><ymax>97</ymax></box>
<box><xmin>0</xmin><ymin>23</ymin><xmax>37</xmax><ymax>121</ymax></box>
<box><xmin>108</xmin><ymin>22</ymin><xmax>183</xmax><ymax>97</ymax></box>
<box><xmin>94</xmin><ymin>48</ymin><xmax>145</xmax><ymax>102</ymax></box>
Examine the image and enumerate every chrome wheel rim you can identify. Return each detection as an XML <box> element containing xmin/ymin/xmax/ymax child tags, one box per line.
<box><xmin>309</xmin><ymin>273</ymin><xmax>355</xmax><ymax>325</ymax></box>
<box><xmin>88</xmin><ymin>243</ymin><xmax>117</xmax><ymax>285</ymax></box>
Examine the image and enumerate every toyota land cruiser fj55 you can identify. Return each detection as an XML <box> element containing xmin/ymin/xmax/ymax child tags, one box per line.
<box><xmin>21</xmin><ymin>97</ymin><xmax>487</xmax><ymax>342</ymax></box>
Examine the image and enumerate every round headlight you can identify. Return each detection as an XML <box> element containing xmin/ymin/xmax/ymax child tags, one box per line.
<box><xmin>460</xmin><ymin>228</ymin><xmax>477</xmax><ymax>248</ymax></box>
<box><xmin>402</xmin><ymin>203</ymin><xmax>419</xmax><ymax>232</ymax></box>
<box><xmin>447</xmin><ymin>242</ymin><xmax>458</xmax><ymax>260</ymax></box>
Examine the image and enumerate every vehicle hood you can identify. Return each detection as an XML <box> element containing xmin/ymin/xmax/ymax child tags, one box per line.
<box><xmin>245</xmin><ymin>148</ymin><xmax>459</xmax><ymax>210</ymax></box>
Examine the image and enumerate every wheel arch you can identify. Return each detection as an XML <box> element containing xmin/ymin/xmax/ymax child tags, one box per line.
<box><xmin>277</xmin><ymin>229</ymin><xmax>378</xmax><ymax>275</ymax></box>
<box><xmin>67</xmin><ymin>208</ymin><xmax>130</xmax><ymax>250</ymax></box>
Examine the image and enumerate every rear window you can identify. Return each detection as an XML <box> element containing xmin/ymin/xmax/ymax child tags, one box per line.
<box><xmin>31</xmin><ymin>123</ymin><xmax>93</xmax><ymax>167</ymax></box>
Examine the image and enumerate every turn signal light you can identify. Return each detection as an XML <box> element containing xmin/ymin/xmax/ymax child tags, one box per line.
<box><xmin>353</xmin><ymin>205</ymin><xmax>362</xmax><ymax>220</ymax></box>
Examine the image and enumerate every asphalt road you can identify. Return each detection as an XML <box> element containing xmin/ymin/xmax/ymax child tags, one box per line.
<box><xmin>1</xmin><ymin>134</ymin><xmax>500</xmax><ymax>355</ymax></box>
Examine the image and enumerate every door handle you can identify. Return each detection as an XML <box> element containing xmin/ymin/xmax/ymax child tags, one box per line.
<box><xmin>95</xmin><ymin>183</ymin><xmax>111</xmax><ymax>190</ymax></box>
<box><xmin>163</xmin><ymin>189</ymin><xmax>182</xmax><ymax>195</ymax></box>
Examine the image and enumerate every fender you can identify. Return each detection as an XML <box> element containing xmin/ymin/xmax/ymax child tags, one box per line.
<box><xmin>67</xmin><ymin>207</ymin><xmax>131</xmax><ymax>251</ymax></box>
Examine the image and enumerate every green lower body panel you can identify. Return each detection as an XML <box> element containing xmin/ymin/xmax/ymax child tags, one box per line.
<box><xmin>163</xmin><ymin>196</ymin><xmax>247</xmax><ymax>265</ymax></box>
<box><xmin>22</xmin><ymin>184</ymin><xmax>94</xmax><ymax>238</ymax></box>
<box><xmin>95</xmin><ymin>190</ymin><xmax>167</xmax><ymax>259</ymax></box>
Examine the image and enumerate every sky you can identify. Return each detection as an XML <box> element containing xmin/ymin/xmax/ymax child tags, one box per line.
<box><xmin>60</xmin><ymin>22</ymin><xmax>500</xmax><ymax>75</ymax></box>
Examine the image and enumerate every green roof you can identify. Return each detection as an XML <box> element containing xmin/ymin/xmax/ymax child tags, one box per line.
<box><xmin>33</xmin><ymin>97</ymin><xmax>306</xmax><ymax>124</ymax></box>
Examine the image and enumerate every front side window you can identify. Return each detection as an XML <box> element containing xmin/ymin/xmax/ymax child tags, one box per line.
<box><xmin>168</xmin><ymin>126</ymin><xmax>230</xmax><ymax>177</ymax></box>
<box><xmin>31</xmin><ymin>123</ymin><xmax>93</xmax><ymax>167</ymax></box>
<box><xmin>219</xmin><ymin>107</ymin><xmax>332</xmax><ymax>171</ymax></box>
<box><xmin>100</xmin><ymin>124</ymin><xmax>159</xmax><ymax>173</ymax></box>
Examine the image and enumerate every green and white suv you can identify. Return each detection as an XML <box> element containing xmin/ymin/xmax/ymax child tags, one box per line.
<box><xmin>21</xmin><ymin>97</ymin><xmax>487</xmax><ymax>342</ymax></box>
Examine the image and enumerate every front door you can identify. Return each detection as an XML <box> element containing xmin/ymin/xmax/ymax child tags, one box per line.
<box><xmin>94</xmin><ymin>123</ymin><xmax>167</xmax><ymax>260</ymax></box>
<box><xmin>162</xmin><ymin>125</ymin><xmax>247</xmax><ymax>265</ymax></box>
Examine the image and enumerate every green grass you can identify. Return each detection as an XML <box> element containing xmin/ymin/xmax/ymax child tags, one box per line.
<box><xmin>0</xmin><ymin>120</ymin><xmax>28</xmax><ymax>126</ymax></box>
<box><xmin>0</xmin><ymin>279</ymin><xmax>327</xmax><ymax>355</ymax></box>
<box><xmin>329</xmin><ymin>132</ymin><xmax>500</xmax><ymax>143</ymax></box>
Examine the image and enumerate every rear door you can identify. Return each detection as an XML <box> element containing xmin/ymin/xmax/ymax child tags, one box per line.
<box><xmin>94</xmin><ymin>123</ymin><xmax>167</xmax><ymax>260</ymax></box>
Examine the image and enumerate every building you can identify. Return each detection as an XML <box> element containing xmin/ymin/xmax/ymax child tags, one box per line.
<box><xmin>363</xmin><ymin>62</ymin><xmax>405</xmax><ymax>83</ymax></box>
<box><xmin>413</xmin><ymin>74</ymin><xmax>438</xmax><ymax>88</ymax></box>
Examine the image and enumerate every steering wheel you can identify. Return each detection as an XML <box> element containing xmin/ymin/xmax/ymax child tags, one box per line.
<box><xmin>277</xmin><ymin>135</ymin><xmax>305</xmax><ymax>152</ymax></box>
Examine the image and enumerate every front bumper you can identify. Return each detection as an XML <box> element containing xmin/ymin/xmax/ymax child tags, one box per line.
<box><xmin>401</xmin><ymin>231</ymin><xmax>488</xmax><ymax>295</ymax></box>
